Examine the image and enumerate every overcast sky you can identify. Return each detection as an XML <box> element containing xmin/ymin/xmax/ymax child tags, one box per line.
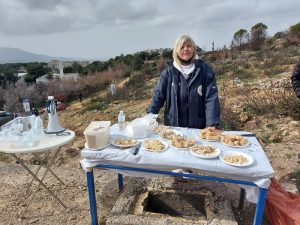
<box><xmin>0</xmin><ymin>0</ymin><xmax>299</xmax><ymax>60</ymax></box>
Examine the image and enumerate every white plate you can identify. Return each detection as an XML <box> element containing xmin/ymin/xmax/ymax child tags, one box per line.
<box><xmin>219</xmin><ymin>151</ymin><xmax>254</xmax><ymax>167</ymax></box>
<box><xmin>170</xmin><ymin>144</ymin><xmax>194</xmax><ymax>151</ymax></box>
<box><xmin>190</xmin><ymin>145</ymin><xmax>221</xmax><ymax>159</ymax></box>
<box><xmin>84</xmin><ymin>141</ymin><xmax>111</xmax><ymax>150</ymax></box>
<box><xmin>158</xmin><ymin>129</ymin><xmax>183</xmax><ymax>141</ymax></box>
<box><xmin>170</xmin><ymin>139</ymin><xmax>195</xmax><ymax>151</ymax></box>
<box><xmin>152</xmin><ymin>125</ymin><xmax>170</xmax><ymax>134</ymax></box>
<box><xmin>142</xmin><ymin>139</ymin><xmax>169</xmax><ymax>153</ymax></box>
<box><xmin>198</xmin><ymin>137</ymin><xmax>220</xmax><ymax>142</ymax></box>
<box><xmin>220</xmin><ymin>140</ymin><xmax>250</xmax><ymax>148</ymax></box>
<box><xmin>112</xmin><ymin>138</ymin><xmax>139</xmax><ymax>148</ymax></box>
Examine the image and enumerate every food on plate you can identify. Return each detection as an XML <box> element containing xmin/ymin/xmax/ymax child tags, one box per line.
<box><xmin>191</xmin><ymin>145</ymin><xmax>217</xmax><ymax>155</ymax></box>
<box><xmin>223</xmin><ymin>154</ymin><xmax>249</xmax><ymax>165</ymax></box>
<box><xmin>199</xmin><ymin>127</ymin><xmax>221</xmax><ymax>140</ymax></box>
<box><xmin>143</xmin><ymin>139</ymin><xmax>166</xmax><ymax>152</ymax></box>
<box><xmin>159</xmin><ymin>130</ymin><xmax>182</xmax><ymax>140</ymax></box>
<box><xmin>153</xmin><ymin>125</ymin><xmax>169</xmax><ymax>134</ymax></box>
<box><xmin>113</xmin><ymin>138</ymin><xmax>137</xmax><ymax>146</ymax></box>
<box><xmin>170</xmin><ymin>135</ymin><xmax>195</xmax><ymax>148</ymax></box>
<box><xmin>221</xmin><ymin>135</ymin><xmax>248</xmax><ymax>146</ymax></box>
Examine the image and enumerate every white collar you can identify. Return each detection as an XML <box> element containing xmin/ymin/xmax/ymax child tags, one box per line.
<box><xmin>173</xmin><ymin>61</ymin><xmax>195</xmax><ymax>79</ymax></box>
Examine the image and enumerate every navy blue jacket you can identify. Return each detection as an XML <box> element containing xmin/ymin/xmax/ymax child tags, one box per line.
<box><xmin>291</xmin><ymin>60</ymin><xmax>300</xmax><ymax>98</ymax></box>
<box><xmin>147</xmin><ymin>59</ymin><xmax>221</xmax><ymax>128</ymax></box>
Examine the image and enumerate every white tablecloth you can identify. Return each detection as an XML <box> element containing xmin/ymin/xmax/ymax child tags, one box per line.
<box><xmin>0</xmin><ymin>130</ymin><xmax>75</xmax><ymax>154</ymax></box>
<box><xmin>81</xmin><ymin>125</ymin><xmax>274</xmax><ymax>203</ymax></box>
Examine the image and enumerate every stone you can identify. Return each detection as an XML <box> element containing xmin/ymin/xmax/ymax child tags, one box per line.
<box><xmin>244</xmin><ymin>120</ymin><xmax>257</xmax><ymax>130</ymax></box>
<box><xmin>239</xmin><ymin>112</ymin><xmax>250</xmax><ymax>123</ymax></box>
<box><xmin>290</xmin><ymin>131</ymin><xmax>300</xmax><ymax>136</ymax></box>
<box><xmin>29</xmin><ymin>219</ymin><xmax>39</xmax><ymax>224</ymax></box>
<box><xmin>281</xmin><ymin>182</ymin><xmax>299</xmax><ymax>194</ymax></box>
<box><xmin>107</xmin><ymin>178</ymin><xmax>237</xmax><ymax>225</ymax></box>
<box><xmin>69</xmin><ymin>215</ymin><xmax>77</xmax><ymax>220</ymax></box>
<box><xmin>269</xmin><ymin>134</ymin><xmax>281</xmax><ymax>142</ymax></box>
<box><xmin>289</xmin><ymin>121</ymin><xmax>300</xmax><ymax>127</ymax></box>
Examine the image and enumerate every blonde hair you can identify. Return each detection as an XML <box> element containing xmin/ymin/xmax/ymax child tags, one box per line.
<box><xmin>172</xmin><ymin>34</ymin><xmax>196</xmax><ymax>65</ymax></box>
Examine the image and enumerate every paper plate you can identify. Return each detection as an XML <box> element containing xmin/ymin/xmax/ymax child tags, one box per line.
<box><xmin>219</xmin><ymin>151</ymin><xmax>254</xmax><ymax>167</ymax></box>
<box><xmin>170</xmin><ymin>144</ymin><xmax>194</xmax><ymax>151</ymax></box>
<box><xmin>198</xmin><ymin>129</ymin><xmax>222</xmax><ymax>142</ymax></box>
<box><xmin>190</xmin><ymin>145</ymin><xmax>221</xmax><ymax>159</ymax></box>
<box><xmin>198</xmin><ymin>137</ymin><xmax>220</xmax><ymax>142</ymax></box>
<box><xmin>84</xmin><ymin>141</ymin><xmax>111</xmax><ymax>150</ymax></box>
<box><xmin>142</xmin><ymin>139</ymin><xmax>169</xmax><ymax>153</ymax></box>
<box><xmin>152</xmin><ymin>125</ymin><xmax>170</xmax><ymax>134</ymax></box>
<box><xmin>158</xmin><ymin>129</ymin><xmax>183</xmax><ymax>141</ymax></box>
<box><xmin>111</xmin><ymin>138</ymin><xmax>139</xmax><ymax>148</ymax></box>
<box><xmin>170</xmin><ymin>139</ymin><xmax>195</xmax><ymax>151</ymax></box>
<box><xmin>220</xmin><ymin>140</ymin><xmax>250</xmax><ymax>148</ymax></box>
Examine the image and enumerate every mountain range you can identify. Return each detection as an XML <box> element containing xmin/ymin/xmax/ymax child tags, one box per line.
<box><xmin>0</xmin><ymin>47</ymin><xmax>70</xmax><ymax>64</ymax></box>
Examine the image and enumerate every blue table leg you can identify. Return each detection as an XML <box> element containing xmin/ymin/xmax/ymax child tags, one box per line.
<box><xmin>87</xmin><ymin>170</ymin><xmax>98</xmax><ymax>225</ymax></box>
<box><xmin>118</xmin><ymin>173</ymin><xmax>123</xmax><ymax>191</ymax></box>
<box><xmin>239</xmin><ymin>188</ymin><xmax>245</xmax><ymax>209</ymax></box>
<box><xmin>253</xmin><ymin>188</ymin><xmax>268</xmax><ymax>225</ymax></box>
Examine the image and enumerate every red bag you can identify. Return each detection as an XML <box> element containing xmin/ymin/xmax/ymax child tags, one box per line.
<box><xmin>265</xmin><ymin>178</ymin><xmax>300</xmax><ymax>225</ymax></box>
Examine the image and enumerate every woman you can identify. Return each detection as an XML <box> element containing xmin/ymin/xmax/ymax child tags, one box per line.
<box><xmin>291</xmin><ymin>60</ymin><xmax>300</xmax><ymax>99</ymax></box>
<box><xmin>147</xmin><ymin>34</ymin><xmax>220</xmax><ymax>128</ymax></box>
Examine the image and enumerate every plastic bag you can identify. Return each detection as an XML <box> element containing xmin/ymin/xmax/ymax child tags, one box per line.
<box><xmin>265</xmin><ymin>178</ymin><xmax>300</xmax><ymax>225</ymax></box>
<box><xmin>0</xmin><ymin>115</ymin><xmax>44</xmax><ymax>147</ymax></box>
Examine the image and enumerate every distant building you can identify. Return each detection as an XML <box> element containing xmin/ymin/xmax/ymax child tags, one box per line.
<box><xmin>36</xmin><ymin>72</ymin><xmax>79</xmax><ymax>83</ymax></box>
<box><xmin>36</xmin><ymin>59</ymin><xmax>87</xmax><ymax>83</ymax></box>
<box><xmin>47</xmin><ymin>59</ymin><xmax>90</xmax><ymax>74</ymax></box>
<box><xmin>17</xmin><ymin>66</ymin><xmax>27</xmax><ymax>77</ymax></box>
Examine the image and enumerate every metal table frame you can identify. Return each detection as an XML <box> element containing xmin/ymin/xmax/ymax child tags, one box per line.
<box><xmin>0</xmin><ymin>130</ymin><xmax>75</xmax><ymax>216</ymax></box>
<box><xmin>85</xmin><ymin>164</ymin><xmax>268</xmax><ymax>225</ymax></box>
<box><xmin>11</xmin><ymin>147</ymin><xmax>67</xmax><ymax>217</ymax></box>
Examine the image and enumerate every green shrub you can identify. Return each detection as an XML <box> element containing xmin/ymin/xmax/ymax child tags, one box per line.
<box><xmin>233</xmin><ymin>68</ymin><xmax>253</xmax><ymax>80</ymax></box>
<box><xmin>80</xmin><ymin>98</ymin><xmax>108</xmax><ymax>114</ymax></box>
<box><xmin>240</xmin><ymin>82</ymin><xmax>300</xmax><ymax>120</ymax></box>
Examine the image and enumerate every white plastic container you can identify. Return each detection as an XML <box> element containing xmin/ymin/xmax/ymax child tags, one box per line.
<box><xmin>84</xmin><ymin>121</ymin><xmax>111</xmax><ymax>149</ymax></box>
<box><xmin>126</xmin><ymin>118</ymin><xmax>157</xmax><ymax>139</ymax></box>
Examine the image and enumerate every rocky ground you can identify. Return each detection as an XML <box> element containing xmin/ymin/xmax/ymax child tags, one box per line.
<box><xmin>0</xmin><ymin>75</ymin><xmax>299</xmax><ymax>225</ymax></box>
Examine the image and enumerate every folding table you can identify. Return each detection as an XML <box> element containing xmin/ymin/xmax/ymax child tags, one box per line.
<box><xmin>81</xmin><ymin>125</ymin><xmax>274</xmax><ymax>225</ymax></box>
<box><xmin>0</xmin><ymin>130</ymin><xmax>75</xmax><ymax>214</ymax></box>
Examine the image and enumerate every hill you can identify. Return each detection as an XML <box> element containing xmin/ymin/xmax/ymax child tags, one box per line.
<box><xmin>0</xmin><ymin>47</ymin><xmax>55</xmax><ymax>63</ymax></box>
<box><xmin>0</xmin><ymin>47</ymin><xmax>81</xmax><ymax>64</ymax></box>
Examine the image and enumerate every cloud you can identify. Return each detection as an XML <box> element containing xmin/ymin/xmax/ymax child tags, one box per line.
<box><xmin>0</xmin><ymin>0</ymin><xmax>299</xmax><ymax>58</ymax></box>
<box><xmin>0</xmin><ymin>0</ymin><xmax>299</xmax><ymax>37</ymax></box>
<box><xmin>0</xmin><ymin>0</ymin><xmax>159</xmax><ymax>35</ymax></box>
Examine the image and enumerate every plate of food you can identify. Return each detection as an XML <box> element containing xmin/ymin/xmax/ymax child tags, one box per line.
<box><xmin>169</xmin><ymin>136</ymin><xmax>195</xmax><ymax>150</ymax></box>
<box><xmin>198</xmin><ymin>127</ymin><xmax>221</xmax><ymax>141</ymax></box>
<box><xmin>219</xmin><ymin>151</ymin><xmax>254</xmax><ymax>167</ymax></box>
<box><xmin>220</xmin><ymin>135</ymin><xmax>249</xmax><ymax>148</ymax></box>
<box><xmin>190</xmin><ymin>144</ymin><xmax>221</xmax><ymax>159</ymax></box>
<box><xmin>158</xmin><ymin>129</ymin><xmax>183</xmax><ymax>141</ymax></box>
<box><xmin>112</xmin><ymin>138</ymin><xmax>139</xmax><ymax>148</ymax></box>
<box><xmin>142</xmin><ymin>139</ymin><xmax>169</xmax><ymax>152</ymax></box>
<box><xmin>153</xmin><ymin>125</ymin><xmax>170</xmax><ymax>134</ymax></box>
